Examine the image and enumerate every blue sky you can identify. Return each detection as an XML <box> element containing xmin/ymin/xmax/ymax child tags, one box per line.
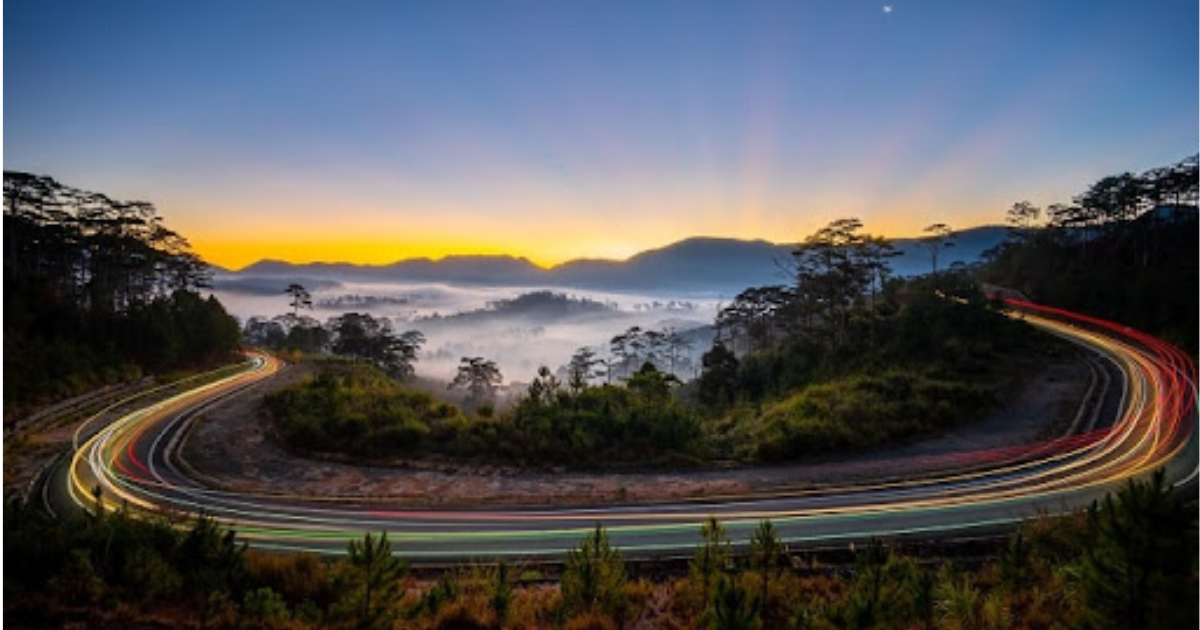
<box><xmin>5</xmin><ymin>0</ymin><xmax>1197</xmax><ymax>268</ymax></box>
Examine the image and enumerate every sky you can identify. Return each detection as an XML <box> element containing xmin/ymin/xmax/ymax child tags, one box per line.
<box><xmin>4</xmin><ymin>0</ymin><xmax>1197</xmax><ymax>270</ymax></box>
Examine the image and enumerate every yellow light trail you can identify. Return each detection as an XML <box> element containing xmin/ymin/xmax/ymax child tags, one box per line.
<box><xmin>59</xmin><ymin>303</ymin><xmax>1197</xmax><ymax>559</ymax></box>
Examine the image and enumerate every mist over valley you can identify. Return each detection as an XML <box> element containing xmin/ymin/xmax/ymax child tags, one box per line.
<box><xmin>213</xmin><ymin>230</ymin><xmax>1006</xmax><ymax>387</ymax></box>
<box><xmin>218</xmin><ymin>281</ymin><xmax>720</xmax><ymax>388</ymax></box>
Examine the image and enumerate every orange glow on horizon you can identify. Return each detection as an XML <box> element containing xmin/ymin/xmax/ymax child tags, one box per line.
<box><xmin>194</xmin><ymin>234</ymin><xmax>654</xmax><ymax>272</ymax></box>
<box><xmin>170</xmin><ymin>171</ymin><xmax>1026</xmax><ymax>273</ymax></box>
<box><xmin>197</xmin><ymin>238</ymin><xmax>552</xmax><ymax>271</ymax></box>
<box><xmin>192</xmin><ymin>215</ymin><xmax>1004</xmax><ymax>272</ymax></box>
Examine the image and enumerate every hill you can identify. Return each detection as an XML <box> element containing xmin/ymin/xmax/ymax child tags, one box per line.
<box><xmin>216</xmin><ymin>227</ymin><xmax>1008</xmax><ymax>295</ymax></box>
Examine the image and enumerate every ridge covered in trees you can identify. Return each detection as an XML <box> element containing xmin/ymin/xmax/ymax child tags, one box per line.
<box><xmin>982</xmin><ymin>154</ymin><xmax>1198</xmax><ymax>350</ymax></box>
<box><xmin>3</xmin><ymin>172</ymin><xmax>241</xmax><ymax>415</ymax></box>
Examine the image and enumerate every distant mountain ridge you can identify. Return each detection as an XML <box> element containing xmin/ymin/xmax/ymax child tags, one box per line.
<box><xmin>216</xmin><ymin>227</ymin><xmax>1008</xmax><ymax>296</ymax></box>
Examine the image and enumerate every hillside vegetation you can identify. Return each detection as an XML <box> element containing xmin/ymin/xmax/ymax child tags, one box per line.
<box><xmin>980</xmin><ymin>155</ymin><xmax>1198</xmax><ymax>351</ymax></box>
<box><xmin>3</xmin><ymin>172</ymin><xmax>241</xmax><ymax>417</ymax></box>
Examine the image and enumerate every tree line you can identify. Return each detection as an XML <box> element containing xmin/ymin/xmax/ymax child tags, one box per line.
<box><xmin>4</xmin><ymin>171</ymin><xmax>210</xmax><ymax>310</ymax></box>
<box><xmin>1035</xmin><ymin>154</ymin><xmax>1197</xmax><ymax>239</ymax></box>
<box><xmin>245</xmin><ymin>306</ymin><xmax>426</xmax><ymax>381</ymax></box>
<box><xmin>3</xmin><ymin>172</ymin><xmax>241</xmax><ymax>413</ymax></box>
<box><xmin>558</xmin><ymin>325</ymin><xmax>697</xmax><ymax>387</ymax></box>
<box><xmin>982</xmin><ymin>154</ymin><xmax>1198</xmax><ymax>350</ymax></box>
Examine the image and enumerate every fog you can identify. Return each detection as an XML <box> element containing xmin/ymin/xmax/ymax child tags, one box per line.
<box><xmin>212</xmin><ymin>280</ymin><xmax>720</xmax><ymax>385</ymax></box>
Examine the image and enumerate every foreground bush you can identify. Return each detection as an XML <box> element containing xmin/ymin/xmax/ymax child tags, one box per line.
<box><xmin>6</xmin><ymin>470</ymin><xmax>1195</xmax><ymax>629</ymax></box>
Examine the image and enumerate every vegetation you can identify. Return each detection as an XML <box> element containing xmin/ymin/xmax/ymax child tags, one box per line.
<box><xmin>266</xmin><ymin>154</ymin><xmax>1196</xmax><ymax>472</ymax></box>
<box><xmin>264</xmin><ymin>364</ymin><xmax>462</xmax><ymax>457</ymax></box>
<box><xmin>499</xmin><ymin>361</ymin><xmax>701</xmax><ymax>465</ymax></box>
<box><xmin>752</xmin><ymin>369</ymin><xmax>991</xmax><ymax>461</ymax></box>
<box><xmin>1079</xmin><ymin>469</ymin><xmax>1195</xmax><ymax>630</ymax></box>
<box><xmin>245</xmin><ymin>310</ymin><xmax>426</xmax><ymax>379</ymax></box>
<box><xmin>450</xmin><ymin>356</ymin><xmax>504</xmax><ymax>410</ymax></box>
<box><xmin>3</xmin><ymin>171</ymin><xmax>241</xmax><ymax>416</ymax></box>
<box><xmin>606</xmin><ymin>325</ymin><xmax>694</xmax><ymax>381</ymax></box>
<box><xmin>330</xmin><ymin>313</ymin><xmax>425</xmax><ymax>380</ymax></box>
<box><xmin>560</xmin><ymin>525</ymin><xmax>627</xmax><ymax>619</ymax></box>
<box><xmin>694</xmin><ymin>263</ymin><xmax>1034</xmax><ymax>462</ymax></box>
<box><xmin>267</xmin><ymin>220</ymin><xmax>1032</xmax><ymax>469</ymax></box>
<box><xmin>285</xmin><ymin>283</ymin><xmax>314</xmax><ymax>317</ymax></box>
<box><xmin>980</xmin><ymin>154</ymin><xmax>1198</xmax><ymax>351</ymax></box>
<box><xmin>690</xmin><ymin>516</ymin><xmax>734</xmax><ymax>610</ymax></box>
<box><xmin>266</xmin><ymin>360</ymin><xmax>703</xmax><ymax>466</ymax></box>
<box><xmin>7</xmin><ymin>471</ymin><xmax>1193</xmax><ymax>629</ymax></box>
<box><xmin>421</xmin><ymin>290</ymin><xmax>617</xmax><ymax>322</ymax></box>
<box><xmin>345</xmin><ymin>532</ymin><xmax>408</xmax><ymax>629</ymax></box>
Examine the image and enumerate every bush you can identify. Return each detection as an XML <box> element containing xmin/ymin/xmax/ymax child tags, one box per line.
<box><xmin>242</xmin><ymin>587</ymin><xmax>291</xmax><ymax>626</ymax></box>
<box><xmin>754</xmin><ymin>372</ymin><xmax>991</xmax><ymax>461</ymax></box>
<box><xmin>265</xmin><ymin>365</ymin><xmax>463</xmax><ymax>458</ymax></box>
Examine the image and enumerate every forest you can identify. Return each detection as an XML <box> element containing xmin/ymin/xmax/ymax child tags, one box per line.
<box><xmin>980</xmin><ymin>155</ymin><xmax>1198</xmax><ymax>350</ymax></box>
<box><xmin>3</xmin><ymin>172</ymin><xmax>242</xmax><ymax>417</ymax></box>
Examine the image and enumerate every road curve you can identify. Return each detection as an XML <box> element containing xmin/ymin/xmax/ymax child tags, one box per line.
<box><xmin>50</xmin><ymin>300</ymin><xmax>1198</xmax><ymax>561</ymax></box>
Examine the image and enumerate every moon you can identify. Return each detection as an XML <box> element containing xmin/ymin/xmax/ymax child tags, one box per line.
<box><xmin>883</xmin><ymin>5</ymin><xmax>894</xmax><ymax>13</ymax></box>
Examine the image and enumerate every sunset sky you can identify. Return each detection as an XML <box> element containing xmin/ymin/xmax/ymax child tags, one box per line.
<box><xmin>5</xmin><ymin>0</ymin><xmax>1197</xmax><ymax>270</ymax></box>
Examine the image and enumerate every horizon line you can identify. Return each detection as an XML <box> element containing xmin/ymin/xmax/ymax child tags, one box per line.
<box><xmin>211</xmin><ymin>224</ymin><xmax>1006</xmax><ymax>273</ymax></box>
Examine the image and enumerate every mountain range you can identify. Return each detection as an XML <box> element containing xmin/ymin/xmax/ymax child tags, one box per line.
<box><xmin>213</xmin><ymin>226</ymin><xmax>1008</xmax><ymax>296</ymax></box>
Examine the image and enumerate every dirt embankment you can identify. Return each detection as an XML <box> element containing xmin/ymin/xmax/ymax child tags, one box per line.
<box><xmin>180</xmin><ymin>353</ymin><xmax>1091</xmax><ymax>508</ymax></box>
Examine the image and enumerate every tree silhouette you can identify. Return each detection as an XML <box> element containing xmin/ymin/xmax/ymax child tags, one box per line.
<box><xmin>566</xmin><ymin>346</ymin><xmax>604</xmax><ymax>393</ymax></box>
<box><xmin>284</xmin><ymin>283</ymin><xmax>312</xmax><ymax>317</ymax></box>
<box><xmin>697</xmin><ymin>342</ymin><xmax>739</xmax><ymax>407</ymax></box>
<box><xmin>3</xmin><ymin>172</ymin><xmax>238</xmax><ymax>409</ymax></box>
<box><xmin>526</xmin><ymin>365</ymin><xmax>561</xmax><ymax>405</ymax></box>
<box><xmin>1076</xmin><ymin>172</ymin><xmax>1143</xmax><ymax>231</ymax></box>
<box><xmin>4</xmin><ymin>171</ymin><xmax>212</xmax><ymax>310</ymax></box>
<box><xmin>920</xmin><ymin>223</ymin><xmax>955</xmax><ymax>277</ymax></box>
<box><xmin>716</xmin><ymin>286</ymin><xmax>792</xmax><ymax>354</ymax></box>
<box><xmin>609</xmin><ymin>326</ymin><xmax>647</xmax><ymax>378</ymax></box>
<box><xmin>791</xmin><ymin>218</ymin><xmax>890</xmax><ymax>345</ymax></box>
<box><xmin>329</xmin><ymin>313</ymin><xmax>423</xmax><ymax>379</ymax></box>
<box><xmin>1005</xmin><ymin>201</ymin><xmax>1042</xmax><ymax>241</ymax></box>
<box><xmin>859</xmin><ymin>235</ymin><xmax>899</xmax><ymax>308</ymax></box>
<box><xmin>449</xmin><ymin>356</ymin><xmax>503</xmax><ymax>408</ymax></box>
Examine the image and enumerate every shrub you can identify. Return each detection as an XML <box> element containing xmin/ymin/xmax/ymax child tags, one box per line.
<box><xmin>561</xmin><ymin>525</ymin><xmax>627</xmax><ymax>619</ymax></box>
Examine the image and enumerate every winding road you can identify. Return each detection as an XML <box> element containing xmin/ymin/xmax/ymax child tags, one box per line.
<box><xmin>45</xmin><ymin>300</ymin><xmax>1198</xmax><ymax>562</ymax></box>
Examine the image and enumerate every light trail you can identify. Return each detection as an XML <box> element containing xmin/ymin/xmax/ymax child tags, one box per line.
<box><xmin>54</xmin><ymin>302</ymin><xmax>1198</xmax><ymax>561</ymax></box>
